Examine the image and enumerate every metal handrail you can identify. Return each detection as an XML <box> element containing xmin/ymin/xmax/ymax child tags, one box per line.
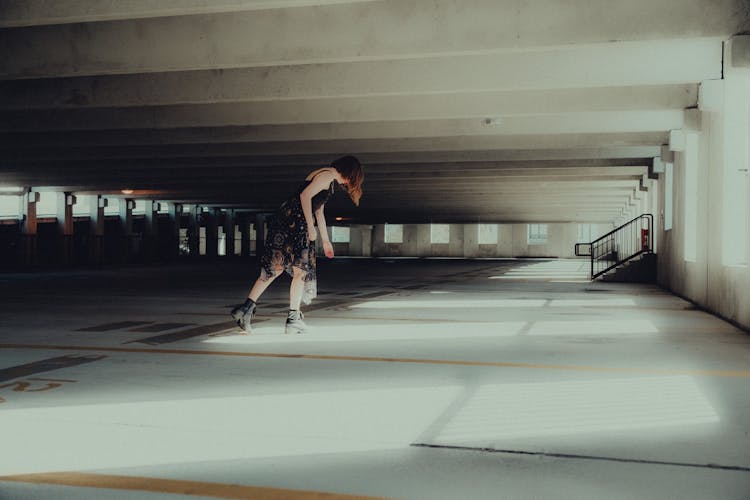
<box><xmin>575</xmin><ymin>214</ymin><xmax>654</xmax><ymax>279</ymax></box>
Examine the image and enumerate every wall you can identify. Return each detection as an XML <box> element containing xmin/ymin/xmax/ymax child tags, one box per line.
<box><xmin>657</xmin><ymin>58</ymin><xmax>750</xmax><ymax>331</ymax></box>
<box><xmin>370</xmin><ymin>222</ymin><xmax>604</xmax><ymax>259</ymax></box>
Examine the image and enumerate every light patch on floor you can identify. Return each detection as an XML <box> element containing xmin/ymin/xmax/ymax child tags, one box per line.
<box><xmin>351</xmin><ymin>299</ymin><xmax>547</xmax><ymax>309</ymax></box>
<box><xmin>426</xmin><ymin>376</ymin><xmax>719</xmax><ymax>445</ymax></box>
<box><xmin>548</xmin><ymin>299</ymin><xmax>636</xmax><ymax>307</ymax></box>
<box><xmin>0</xmin><ymin>385</ymin><xmax>461</xmax><ymax>475</ymax></box>
<box><xmin>489</xmin><ymin>260</ymin><xmax>591</xmax><ymax>280</ymax></box>
<box><xmin>528</xmin><ymin>319</ymin><xmax>658</xmax><ymax>336</ymax></box>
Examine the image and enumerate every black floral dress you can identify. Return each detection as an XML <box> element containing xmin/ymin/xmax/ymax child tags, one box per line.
<box><xmin>259</xmin><ymin>176</ymin><xmax>336</xmax><ymax>305</ymax></box>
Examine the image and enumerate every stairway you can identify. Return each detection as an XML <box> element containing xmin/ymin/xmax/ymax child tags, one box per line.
<box><xmin>600</xmin><ymin>252</ymin><xmax>657</xmax><ymax>283</ymax></box>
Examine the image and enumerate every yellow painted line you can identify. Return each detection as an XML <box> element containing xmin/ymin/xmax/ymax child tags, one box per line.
<box><xmin>1</xmin><ymin>343</ymin><xmax>750</xmax><ymax>378</ymax></box>
<box><xmin>0</xmin><ymin>472</ymin><xmax>391</xmax><ymax>499</ymax></box>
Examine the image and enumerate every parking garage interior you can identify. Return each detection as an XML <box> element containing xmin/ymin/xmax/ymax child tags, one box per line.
<box><xmin>1</xmin><ymin>1</ymin><xmax>750</xmax><ymax>499</ymax></box>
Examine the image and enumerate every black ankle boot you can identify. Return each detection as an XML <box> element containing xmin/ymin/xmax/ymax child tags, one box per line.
<box><xmin>231</xmin><ymin>298</ymin><xmax>256</xmax><ymax>333</ymax></box>
<box><xmin>285</xmin><ymin>309</ymin><xmax>307</xmax><ymax>334</ymax></box>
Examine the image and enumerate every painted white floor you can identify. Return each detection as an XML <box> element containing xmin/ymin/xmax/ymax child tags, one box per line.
<box><xmin>1</xmin><ymin>258</ymin><xmax>749</xmax><ymax>499</ymax></box>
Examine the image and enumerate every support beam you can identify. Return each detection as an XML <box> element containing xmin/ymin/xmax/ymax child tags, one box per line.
<box><xmin>699</xmin><ymin>79</ymin><xmax>724</xmax><ymax>112</ymax></box>
<box><xmin>239</xmin><ymin>213</ymin><xmax>252</xmax><ymax>258</ymax></box>
<box><xmin>204</xmin><ymin>209</ymin><xmax>219</xmax><ymax>258</ymax></box>
<box><xmin>0</xmin><ymin>40</ymin><xmax>721</xmax><ymax>110</ymax></box>
<box><xmin>0</xmin><ymin>0</ymin><xmax>376</xmax><ymax>28</ymax></box>
<box><xmin>224</xmin><ymin>210</ymin><xmax>236</xmax><ymax>257</ymax></box>
<box><xmin>88</xmin><ymin>195</ymin><xmax>106</xmax><ymax>266</ymax></box>
<box><xmin>255</xmin><ymin>214</ymin><xmax>266</xmax><ymax>257</ymax></box>
<box><xmin>0</xmin><ymin>86</ymin><xmax>698</xmax><ymax>132</ymax></box>
<box><xmin>0</xmin><ymin>112</ymin><xmax>688</xmax><ymax>148</ymax></box>
<box><xmin>118</xmin><ymin>198</ymin><xmax>134</xmax><ymax>264</ymax></box>
<box><xmin>669</xmin><ymin>130</ymin><xmax>686</xmax><ymax>152</ymax></box>
<box><xmin>729</xmin><ymin>35</ymin><xmax>750</xmax><ymax>70</ymax></box>
<box><xmin>19</xmin><ymin>190</ymin><xmax>38</xmax><ymax>266</ymax></box>
<box><xmin>166</xmin><ymin>203</ymin><xmax>181</xmax><ymax>261</ymax></box>
<box><xmin>186</xmin><ymin>205</ymin><xmax>200</xmax><ymax>258</ymax></box>
<box><xmin>56</xmin><ymin>192</ymin><xmax>74</xmax><ymax>265</ymax></box>
<box><xmin>0</xmin><ymin>0</ymin><xmax>743</xmax><ymax>79</ymax></box>
<box><xmin>142</xmin><ymin>200</ymin><xmax>159</xmax><ymax>262</ymax></box>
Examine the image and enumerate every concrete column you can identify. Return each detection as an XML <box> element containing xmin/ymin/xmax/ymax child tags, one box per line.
<box><xmin>166</xmin><ymin>202</ymin><xmax>181</xmax><ymax>260</ymax></box>
<box><xmin>186</xmin><ymin>204</ymin><xmax>200</xmax><ymax>258</ymax></box>
<box><xmin>205</xmin><ymin>208</ymin><xmax>219</xmax><ymax>258</ymax></box>
<box><xmin>356</xmin><ymin>225</ymin><xmax>373</xmax><ymax>257</ymax></box>
<box><xmin>57</xmin><ymin>192</ymin><xmax>74</xmax><ymax>265</ymax></box>
<box><xmin>463</xmin><ymin>224</ymin><xmax>479</xmax><ymax>258</ymax></box>
<box><xmin>19</xmin><ymin>190</ymin><xmax>38</xmax><ymax>266</ymax></box>
<box><xmin>89</xmin><ymin>195</ymin><xmax>105</xmax><ymax>265</ymax></box>
<box><xmin>239</xmin><ymin>213</ymin><xmax>251</xmax><ymax>257</ymax></box>
<box><xmin>143</xmin><ymin>200</ymin><xmax>158</xmax><ymax>262</ymax></box>
<box><xmin>255</xmin><ymin>213</ymin><xmax>266</xmax><ymax>256</ymax></box>
<box><xmin>118</xmin><ymin>198</ymin><xmax>134</xmax><ymax>263</ymax></box>
<box><xmin>224</xmin><ymin>209</ymin><xmax>236</xmax><ymax>257</ymax></box>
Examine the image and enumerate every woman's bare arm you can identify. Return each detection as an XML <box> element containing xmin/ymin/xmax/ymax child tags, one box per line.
<box><xmin>315</xmin><ymin>206</ymin><xmax>329</xmax><ymax>243</ymax></box>
<box><xmin>299</xmin><ymin>169</ymin><xmax>336</xmax><ymax>240</ymax></box>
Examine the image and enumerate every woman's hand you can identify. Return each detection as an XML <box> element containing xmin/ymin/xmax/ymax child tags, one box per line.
<box><xmin>308</xmin><ymin>227</ymin><xmax>317</xmax><ymax>242</ymax></box>
<box><xmin>323</xmin><ymin>240</ymin><xmax>334</xmax><ymax>258</ymax></box>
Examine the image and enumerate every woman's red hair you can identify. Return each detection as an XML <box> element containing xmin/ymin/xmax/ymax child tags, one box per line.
<box><xmin>332</xmin><ymin>155</ymin><xmax>364</xmax><ymax>206</ymax></box>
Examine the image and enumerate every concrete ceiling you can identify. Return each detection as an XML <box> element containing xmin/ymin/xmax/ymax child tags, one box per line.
<box><xmin>1</xmin><ymin>0</ymin><xmax>748</xmax><ymax>224</ymax></box>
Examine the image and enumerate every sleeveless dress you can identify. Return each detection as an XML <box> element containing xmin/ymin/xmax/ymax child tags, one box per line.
<box><xmin>259</xmin><ymin>173</ymin><xmax>336</xmax><ymax>305</ymax></box>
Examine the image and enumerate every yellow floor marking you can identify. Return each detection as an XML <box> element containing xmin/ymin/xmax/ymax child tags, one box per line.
<box><xmin>1</xmin><ymin>343</ymin><xmax>750</xmax><ymax>378</ymax></box>
<box><xmin>0</xmin><ymin>472</ymin><xmax>391</xmax><ymax>500</ymax></box>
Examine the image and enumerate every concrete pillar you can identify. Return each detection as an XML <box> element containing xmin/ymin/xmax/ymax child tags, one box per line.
<box><xmin>224</xmin><ymin>209</ymin><xmax>236</xmax><ymax>257</ymax></box>
<box><xmin>89</xmin><ymin>195</ymin><xmax>106</xmax><ymax>265</ymax></box>
<box><xmin>19</xmin><ymin>190</ymin><xmax>38</xmax><ymax>266</ymax></box>
<box><xmin>118</xmin><ymin>198</ymin><xmax>134</xmax><ymax>263</ymax></box>
<box><xmin>166</xmin><ymin>202</ymin><xmax>181</xmax><ymax>261</ymax></box>
<box><xmin>360</xmin><ymin>225</ymin><xmax>373</xmax><ymax>257</ymax></box>
<box><xmin>205</xmin><ymin>208</ymin><xmax>219</xmax><ymax>258</ymax></box>
<box><xmin>57</xmin><ymin>192</ymin><xmax>74</xmax><ymax>265</ymax></box>
<box><xmin>255</xmin><ymin>213</ymin><xmax>266</xmax><ymax>256</ymax></box>
<box><xmin>185</xmin><ymin>205</ymin><xmax>200</xmax><ymax>258</ymax></box>
<box><xmin>239</xmin><ymin>213</ymin><xmax>252</xmax><ymax>257</ymax></box>
<box><xmin>142</xmin><ymin>200</ymin><xmax>158</xmax><ymax>262</ymax></box>
<box><xmin>463</xmin><ymin>224</ymin><xmax>479</xmax><ymax>258</ymax></box>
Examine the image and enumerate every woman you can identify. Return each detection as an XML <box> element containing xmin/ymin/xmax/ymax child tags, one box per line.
<box><xmin>231</xmin><ymin>155</ymin><xmax>364</xmax><ymax>334</ymax></box>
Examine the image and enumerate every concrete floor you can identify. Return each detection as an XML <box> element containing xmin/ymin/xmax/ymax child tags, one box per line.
<box><xmin>0</xmin><ymin>258</ymin><xmax>749</xmax><ymax>500</ymax></box>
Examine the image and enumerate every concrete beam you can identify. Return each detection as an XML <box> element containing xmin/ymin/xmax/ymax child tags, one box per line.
<box><xmin>699</xmin><ymin>79</ymin><xmax>725</xmax><ymax>111</ymax></box>
<box><xmin>660</xmin><ymin>144</ymin><xmax>675</xmax><ymax>164</ymax></box>
<box><xmin>0</xmin><ymin>86</ymin><xmax>698</xmax><ymax>131</ymax></box>
<box><xmin>19</xmin><ymin>190</ymin><xmax>38</xmax><ymax>266</ymax></box>
<box><xmin>4</xmin><ymin>158</ymin><xmax>651</xmax><ymax>179</ymax></box>
<box><xmin>0</xmin><ymin>135</ymin><xmax>670</xmax><ymax>166</ymax></box>
<box><xmin>0</xmin><ymin>0</ymin><xmax>377</xmax><ymax>27</ymax></box>
<box><xmin>684</xmin><ymin>109</ymin><xmax>702</xmax><ymax>131</ymax></box>
<box><xmin>669</xmin><ymin>129</ymin><xmax>687</xmax><ymax>152</ymax></box>
<box><xmin>0</xmin><ymin>0</ymin><xmax>743</xmax><ymax>79</ymax></box>
<box><xmin>729</xmin><ymin>35</ymin><xmax>750</xmax><ymax>70</ymax></box>
<box><xmin>88</xmin><ymin>194</ymin><xmax>105</xmax><ymax>265</ymax></box>
<box><xmin>0</xmin><ymin>151</ymin><xmax>658</xmax><ymax>179</ymax></box>
<box><xmin>56</xmin><ymin>192</ymin><xmax>75</xmax><ymax>265</ymax></box>
<box><xmin>0</xmin><ymin>112</ymin><xmax>686</xmax><ymax>149</ymax></box>
<box><xmin>186</xmin><ymin>205</ymin><xmax>200</xmax><ymax>258</ymax></box>
<box><xmin>0</xmin><ymin>39</ymin><xmax>721</xmax><ymax>109</ymax></box>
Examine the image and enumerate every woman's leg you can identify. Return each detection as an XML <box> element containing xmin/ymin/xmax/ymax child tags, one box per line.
<box><xmin>248</xmin><ymin>270</ymin><xmax>280</xmax><ymax>302</ymax></box>
<box><xmin>231</xmin><ymin>270</ymin><xmax>281</xmax><ymax>333</ymax></box>
<box><xmin>286</xmin><ymin>267</ymin><xmax>309</xmax><ymax>334</ymax></box>
<box><xmin>289</xmin><ymin>267</ymin><xmax>306</xmax><ymax>310</ymax></box>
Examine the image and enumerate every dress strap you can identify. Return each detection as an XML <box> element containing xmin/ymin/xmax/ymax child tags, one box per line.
<box><xmin>306</xmin><ymin>167</ymin><xmax>335</xmax><ymax>183</ymax></box>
